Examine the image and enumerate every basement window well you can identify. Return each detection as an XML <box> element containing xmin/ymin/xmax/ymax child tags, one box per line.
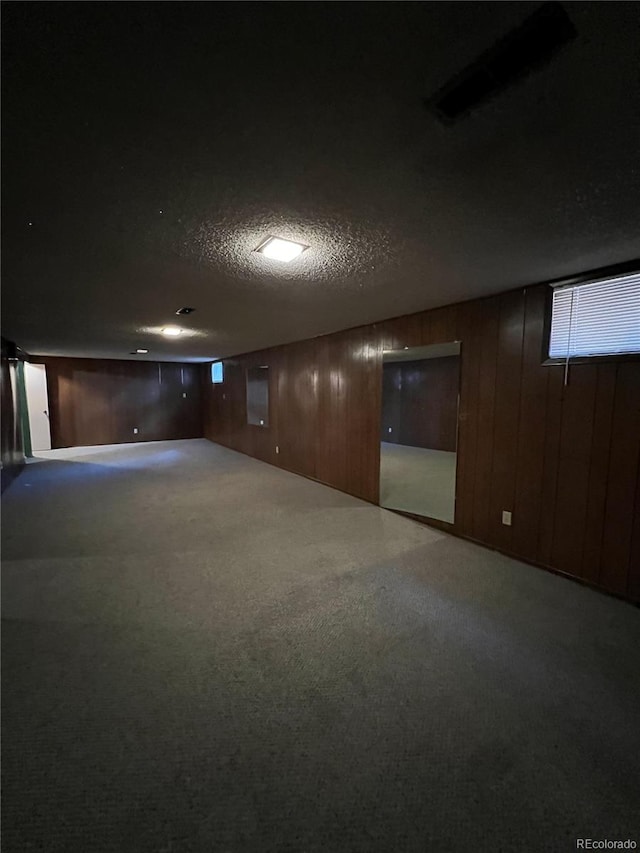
<box><xmin>211</xmin><ymin>361</ymin><xmax>224</xmax><ymax>384</ymax></box>
<box><xmin>547</xmin><ymin>271</ymin><xmax>640</xmax><ymax>360</ymax></box>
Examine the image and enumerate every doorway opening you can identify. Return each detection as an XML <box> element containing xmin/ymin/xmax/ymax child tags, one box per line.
<box><xmin>24</xmin><ymin>363</ymin><xmax>52</xmax><ymax>453</ymax></box>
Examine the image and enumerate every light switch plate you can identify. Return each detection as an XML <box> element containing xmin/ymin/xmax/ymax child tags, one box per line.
<box><xmin>502</xmin><ymin>510</ymin><xmax>512</xmax><ymax>526</ymax></box>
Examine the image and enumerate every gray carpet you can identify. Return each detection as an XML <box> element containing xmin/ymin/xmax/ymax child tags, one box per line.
<box><xmin>2</xmin><ymin>439</ymin><xmax>639</xmax><ymax>852</ymax></box>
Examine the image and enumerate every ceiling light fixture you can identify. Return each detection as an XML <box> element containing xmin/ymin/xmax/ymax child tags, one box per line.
<box><xmin>136</xmin><ymin>348</ymin><xmax>149</xmax><ymax>354</ymax></box>
<box><xmin>162</xmin><ymin>326</ymin><xmax>182</xmax><ymax>337</ymax></box>
<box><xmin>255</xmin><ymin>236</ymin><xmax>308</xmax><ymax>263</ymax></box>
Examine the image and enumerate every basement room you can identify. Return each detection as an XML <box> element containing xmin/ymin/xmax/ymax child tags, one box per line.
<box><xmin>1</xmin><ymin>2</ymin><xmax>639</xmax><ymax>851</ymax></box>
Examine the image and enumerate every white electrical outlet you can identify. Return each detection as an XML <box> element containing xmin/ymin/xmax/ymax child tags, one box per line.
<box><xmin>275</xmin><ymin>445</ymin><xmax>280</xmax><ymax>454</ymax></box>
<box><xmin>182</xmin><ymin>392</ymin><xmax>187</xmax><ymax>398</ymax></box>
<box><xmin>388</xmin><ymin>427</ymin><xmax>393</xmax><ymax>434</ymax></box>
<box><xmin>502</xmin><ymin>510</ymin><xmax>512</xmax><ymax>526</ymax></box>
<box><xmin>133</xmin><ymin>428</ymin><xmax>138</xmax><ymax>435</ymax></box>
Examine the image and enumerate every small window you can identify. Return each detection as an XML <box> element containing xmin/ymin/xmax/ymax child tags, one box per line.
<box><xmin>246</xmin><ymin>366</ymin><xmax>269</xmax><ymax>427</ymax></box>
<box><xmin>548</xmin><ymin>272</ymin><xmax>640</xmax><ymax>359</ymax></box>
<box><xmin>211</xmin><ymin>362</ymin><xmax>224</xmax><ymax>384</ymax></box>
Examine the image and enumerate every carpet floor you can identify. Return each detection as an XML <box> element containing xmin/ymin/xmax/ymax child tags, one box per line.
<box><xmin>2</xmin><ymin>439</ymin><xmax>639</xmax><ymax>852</ymax></box>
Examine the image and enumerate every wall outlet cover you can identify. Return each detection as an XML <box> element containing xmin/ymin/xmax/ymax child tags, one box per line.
<box><xmin>502</xmin><ymin>510</ymin><xmax>512</xmax><ymax>526</ymax></box>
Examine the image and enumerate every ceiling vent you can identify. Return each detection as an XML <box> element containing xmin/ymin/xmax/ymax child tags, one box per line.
<box><xmin>427</xmin><ymin>2</ymin><xmax>577</xmax><ymax>123</ymax></box>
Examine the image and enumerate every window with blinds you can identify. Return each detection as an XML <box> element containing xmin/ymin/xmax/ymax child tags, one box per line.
<box><xmin>548</xmin><ymin>272</ymin><xmax>640</xmax><ymax>359</ymax></box>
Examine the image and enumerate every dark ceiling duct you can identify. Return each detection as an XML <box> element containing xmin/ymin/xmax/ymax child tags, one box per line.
<box><xmin>427</xmin><ymin>2</ymin><xmax>577</xmax><ymax>123</ymax></box>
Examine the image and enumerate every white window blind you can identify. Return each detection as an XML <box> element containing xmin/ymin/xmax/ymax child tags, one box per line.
<box><xmin>549</xmin><ymin>272</ymin><xmax>640</xmax><ymax>359</ymax></box>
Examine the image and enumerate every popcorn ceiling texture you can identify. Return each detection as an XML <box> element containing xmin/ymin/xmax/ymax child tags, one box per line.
<box><xmin>187</xmin><ymin>210</ymin><xmax>395</xmax><ymax>286</ymax></box>
<box><xmin>2</xmin><ymin>3</ymin><xmax>640</xmax><ymax>361</ymax></box>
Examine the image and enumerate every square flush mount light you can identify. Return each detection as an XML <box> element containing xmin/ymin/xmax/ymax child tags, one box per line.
<box><xmin>255</xmin><ymin>236</ymin><xmax>308</xmax><ymax>263</ymax></box>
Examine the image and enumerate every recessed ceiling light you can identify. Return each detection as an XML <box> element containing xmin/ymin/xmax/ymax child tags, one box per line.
<box><xmin>175</xmin><ymin>306</ymin><xmax>195</xmax><ymax>315</ymax></box>
<box><xmin>162</xmin><ymin>326</ymin><xmax>182</xmax><ymax>337</ymax></box>
<box><xmin>255</xmin><ymin>236</ymin><xmax>308</xmax><ymax>263</ymax></box>
<box><xmin>136</xmin><ymin>349</ymin><xmax>149</xmax><ymax>354</ymax></box>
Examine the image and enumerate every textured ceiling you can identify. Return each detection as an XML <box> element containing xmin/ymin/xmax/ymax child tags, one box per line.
<box><xmin>2</xmin><ymin>2</ymin><xmax>639</xmax><ymax>362</ymax></box>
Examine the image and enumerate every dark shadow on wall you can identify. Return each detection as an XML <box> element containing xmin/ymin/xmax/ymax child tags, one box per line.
<box><xmin>1</xmin><ymin>338</ymin><xmax>25</xmax><ymax>493</ymax></box>
<box><xmin>29</xmin><ymin>357</ymin><xmax>204</xmax><ymax>448</ymax></box>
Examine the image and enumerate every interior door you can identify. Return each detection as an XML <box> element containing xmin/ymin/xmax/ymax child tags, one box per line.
<box><xmin>24</xmin><ymin>363</ymin><xmax>52</xmax><ymax>451</ymax></box>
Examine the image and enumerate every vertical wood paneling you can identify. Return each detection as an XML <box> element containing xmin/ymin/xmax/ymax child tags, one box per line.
<box><xmin>377</xmin><ymin>318</ymin><xmax>404</xmax><ymax>352</ymax></box>
<box><xmin>628</xmin><ymin>458</ymin><xmax>640</xmax><ymax>602</ymax></box>
<box><xmin>316</xmin><ymin>333</ymin><xmax>350</xmax><ymax>495</ymax></box>
<box><xmin>428</xmin><ymin>304</ymin><xmax>460</xmax><ymax>345</ymax></box>
<box><xmin>360</xmin><ymin>325</ymin><xmax>383</xmax><ymax>503</ymax></box>
<box><xmin>599</xmin><ymin>364</ymin><xmax>640</xmax><ymax>595</ymax></box>
<box><xmin>470</xmin><ymin>296</ymin><xmax>500</xmax><ymax>543</ymax></box>
<box><xmin>537</xmin><ymin>365</ymin><xmax>564</xmax><ymax>567</ymax></box>
<box><xmin>277</xmin><ymin>340</ymin><xmax>318</xmax><ymax>480</ymax></box>
<box><xmin>32</xmin><ymin>356</ymin><xmax>203</xmax><ymax>448</ymax></box>
<box><xmin>580</xmin><ymin>364</ymin><xmax>617</xmax><ymax>583</ymax></box>
<box><xmin>202</xmin><ymin>288</ymin><xmax>640</xmax><ymax>603</ymax></box>
<box><xmin>136</xmin><ymin>362</ymin><xmax>162</xmax><ymax>442</ymax></box>
<box><xmin>158</xmin><ymin>363</ymin><xmax>183</xmax><ymax>440</ymax></box>
<box><xmin>512</xmin><ymin>286</ymin><xmax>548</xmax><ymax>560</ymax></box>
<box><xmin>404</xmin><ymin>313</ymin><xmax>424</xmax><ymax>348</ymax></box>
<box><xmin>346</xmin><ymin>327</ymin><xmax>378</xmax><ymax>501</ymax></box>
<box><xmin>54</xmin><ymin>367</ymin><xmax>76</xmax><ymax>448</ymax></box>
<box><xmin>72</xmin><ymin>370</ymin><xmax>116</xmax><ymax>446</ymax></box>
<box><xmin>488</xmin><ymin>291</ymin><xmax>525</xmax><ymax>552</ymax></box>
<box><xmin>550</xmin><ymin>365</ymin><xmax>598</xmax><ymax>577</ymax></box>
<box><xmin>455</xmin><ymin>300</ymin><xmax>482</xmax><ymax>536</ymax></box>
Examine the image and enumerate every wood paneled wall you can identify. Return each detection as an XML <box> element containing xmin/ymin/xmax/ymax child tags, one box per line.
<box><xmin>202</xmin><ymin>284</ymin><xmax>640</xmax><ymax>603</ymax></box>
<box><xmin>32</xmin><ymin>357</ymin><xmax>203</xmax><ymax>449</ymax></box>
